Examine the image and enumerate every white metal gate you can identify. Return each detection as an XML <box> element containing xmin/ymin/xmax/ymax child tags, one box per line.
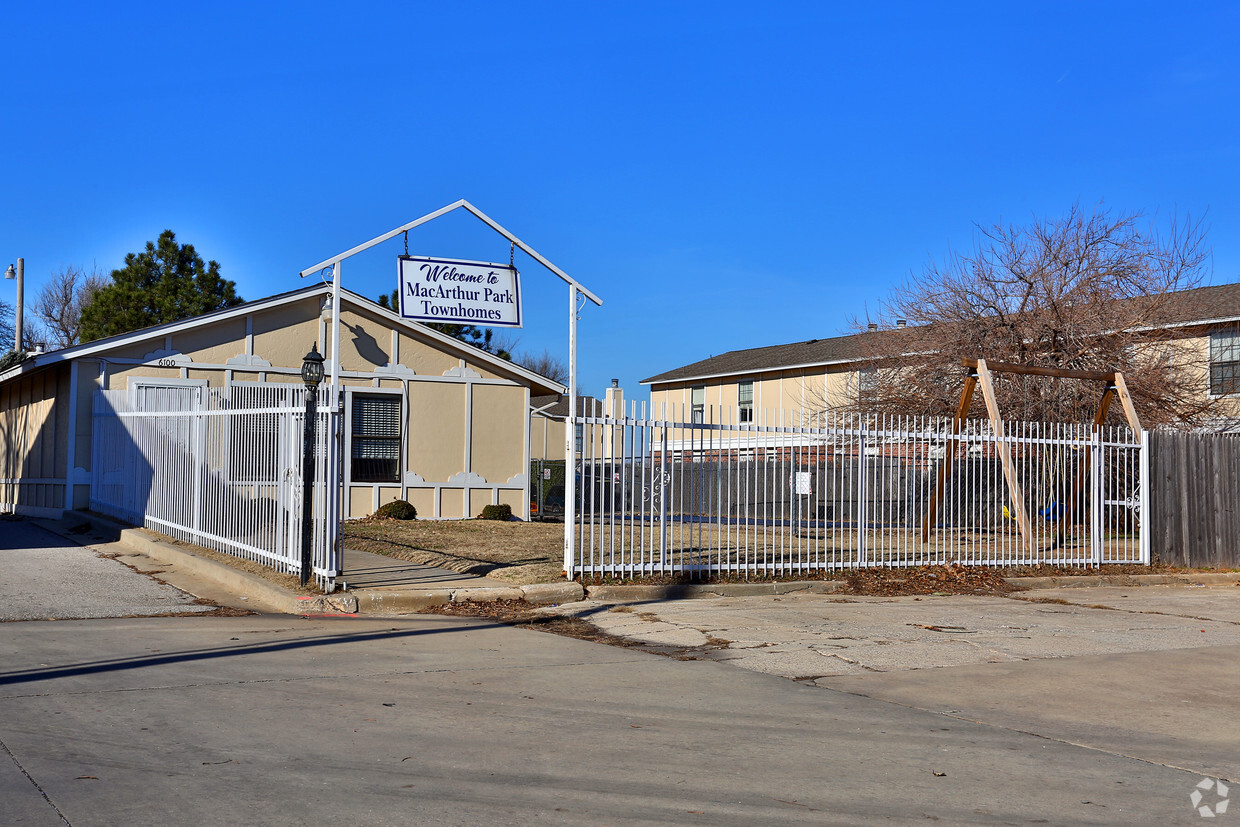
<box><xmin>568</xmin><ymin>405</ymin><xmax>1148</xmax><ymax>579</ymax></box>
<box><xmin>91</xmin><ymin>384</ymin><xmax>343</xmax><ymax>588</ymax></box>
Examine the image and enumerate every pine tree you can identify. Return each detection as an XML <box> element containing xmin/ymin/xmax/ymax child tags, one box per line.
<box><xmin>80</xmin><ymin>231</ymin><xmax>242</xmax><ymax>342</ymax></box>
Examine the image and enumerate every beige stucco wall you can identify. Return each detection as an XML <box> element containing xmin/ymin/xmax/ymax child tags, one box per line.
<box><xmin>470</xmin><ymin>384</ymin><xmax>526</xmax><ymax>485</ymax></box>
<box><xmin>530</xmin><ymin>412</ymin><xmax>565</xmax><ymax>461</ymax></box>
<box><xmin>408</xmin><ymin>382</ymin><xmax>467</xmax><ymax>482</ymax></box>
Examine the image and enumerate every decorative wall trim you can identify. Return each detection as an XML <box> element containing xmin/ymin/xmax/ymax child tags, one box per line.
<box><xmin>374</xmin><ymin>364</ymin><xmax>418</xmax><ymax>377</ymax></box>
<box><xmin>225</xmin><ymin>353</ymin><xmax>273</xmax><ymax>367</ymax></box>
<box><xmin>140</xmin><ymin>348</ymin><xmax>193</xmax><ymax>364</ymax></box>
<box><xmin>446</xmin><ymin>471</ymin><xmax>488</xmax><ymax>486</ymax></box>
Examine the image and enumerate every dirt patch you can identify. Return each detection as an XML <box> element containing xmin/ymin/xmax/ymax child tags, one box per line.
<box><xmin>344</xmin><ymin>519</ymin><xmax>565</xmax><ymax>585</ymax></box>
<box><xmin>421</xmin><ymin>599</ymin><xmax>647</xmax><ymax>649</ymax></box>
<box><xmin>839</xmin><ymin>563</ymin><xmax>1021</xmax><ymax>596</ymax></box>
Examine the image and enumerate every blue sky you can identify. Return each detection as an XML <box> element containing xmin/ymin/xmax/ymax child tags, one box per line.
<box><xmin>2</xmin><ymin>2</ymin><xmax>1237</xmax><ymax>400</ymax></box>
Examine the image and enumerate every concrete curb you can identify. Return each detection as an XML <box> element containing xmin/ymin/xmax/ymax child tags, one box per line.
<box><xmin>113</xmin><ymin>527</ymin><xmax>360</xmax><ymax>615</ymax></box>
<box><xmin>353</xmin><ymin>582</ymin><xmax>585</xmax><ymax>615</ymax></box>
<box><xmin>585</xmin><ymin>581</ymin><xmax>849</xmax><ymax>601</ymax></box>
<box><xmin>33</xmin><ymin>512</ymin><xmax>1238</xmax><ymax>615</ymax></box>
<box><xmin>1007</xmin><ymin>572</ymin><xmax>1240</xmax><ymax>589</ymax></box>
<box><xmin>580</xmin><ymin>572</ymin><xmax>1240</xmax><ymax>602</ymax></box>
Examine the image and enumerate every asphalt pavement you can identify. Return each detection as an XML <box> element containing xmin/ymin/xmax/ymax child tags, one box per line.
<box><xmin>0</xmin><ymin>612</ymin><xmax>1227</xmax><ymax>826</ymax></box>
<box><xmin>1</xmin><ymin>517</ymin><xmax>1236</xmax><ymax>824</ymax></box>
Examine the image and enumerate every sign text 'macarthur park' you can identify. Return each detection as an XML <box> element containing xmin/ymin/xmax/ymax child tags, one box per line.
<box><xmin>398</xmin><ymin>256</ymin><xmax>522</xmax><ymax>328</ymax></box>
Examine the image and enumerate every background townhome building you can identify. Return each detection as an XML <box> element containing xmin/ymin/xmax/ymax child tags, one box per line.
<box><xmin>643</xmin><ymin>282</ymin><xmax>1240</xmax><ymax>432</ymax></box>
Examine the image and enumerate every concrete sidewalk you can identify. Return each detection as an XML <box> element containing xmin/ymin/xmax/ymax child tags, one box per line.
<box><xmin>30</xmin><ymin>512</ymin><xmax>586</xmax><ymax>616</ymax></box>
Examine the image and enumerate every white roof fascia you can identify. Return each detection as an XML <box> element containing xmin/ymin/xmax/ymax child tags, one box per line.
<box><xmin>1125</xmin><ymin>314</ymin><xmax>1240</xmax><ymax>335</ymax></box>
<box><xmin>11</xmin><ymin>283</ymin><xmax>332</xmax><ymax>372</ymax></box>
<box><xmin>641</xmin><ymin>356</ymin><xmax>867</xmax><ymax>387</ymax></box>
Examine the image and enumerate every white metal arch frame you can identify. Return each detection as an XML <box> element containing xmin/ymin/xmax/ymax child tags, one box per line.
<box><xmin>299</xmin><ymin>199</ymin><xmax>604</xmax><ymax>577</ymax></box>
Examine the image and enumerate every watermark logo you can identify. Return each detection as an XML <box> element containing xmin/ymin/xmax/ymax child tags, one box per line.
<box><xmin>1191</xmin><ymin>778</ymin><xmax>1229</xmax><ymax>818</ymax></box>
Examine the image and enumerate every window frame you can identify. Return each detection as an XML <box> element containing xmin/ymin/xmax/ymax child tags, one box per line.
<box><xmin>737</xmin><ymin>380</ymin><xmax>754</xmax><ymax>423</ymax></box>
<box><xmin>347</xmin><ymin>389</ymin><xmax>405</xmax><ymax>484</ymax></box>
<box><xmin>691</xmin><ymin>385</ymin><xmax>705</xmax><ymax>424</ymax></box>
<box><xmin>1209</xmin><ymin>327</ymin><xmax>1240</xmax><ymax>397</ymax></box>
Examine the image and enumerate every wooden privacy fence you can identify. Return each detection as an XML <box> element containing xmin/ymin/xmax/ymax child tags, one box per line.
<box><xmin>1149</xmin><ymin>430</ymin><xmax>1240</xmax><ymax>568</ymax></box>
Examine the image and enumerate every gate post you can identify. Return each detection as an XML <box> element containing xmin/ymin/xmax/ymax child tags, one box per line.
<box><xmin>1090</xmin><ymin>428</ymin><xmax>1102</xmax><ymax>565</ymax></box>
<box><xmin>858</xmin><ymin>423</ymin><xmax>868</xmax><ymax>566</ymax></box>
<box><xmin>1139</xmin><ymin>429</ymin><xmax>1151</xmax><ymax>565</ymax></box>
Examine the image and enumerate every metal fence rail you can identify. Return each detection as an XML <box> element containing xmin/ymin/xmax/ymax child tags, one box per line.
<box><xmin>91</xmin><ymin>384</ymin><xmax>342</xmax><ymax>588</ymax></box>
<box><xmin>569</xmin><ymin>404</ymin><xmax>1148</xmax><ymax>578</ymax></box>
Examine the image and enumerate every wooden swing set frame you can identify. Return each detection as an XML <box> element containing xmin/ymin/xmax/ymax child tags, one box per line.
<box><xmin>920</xmin><ymin>358</ymin><xmax>1143</xmax><ymax>550</ymax></box>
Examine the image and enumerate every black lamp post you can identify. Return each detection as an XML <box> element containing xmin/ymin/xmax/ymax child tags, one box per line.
<box><xmin>299</xmin><ymin>344</ymin><xmax>326</xmax><ymax>587</ymax></box>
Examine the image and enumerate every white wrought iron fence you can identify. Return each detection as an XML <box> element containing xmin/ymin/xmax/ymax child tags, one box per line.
<box><xmin>91</xmin><ymin>384</ymin><xmax>342</xmax><ymax>589</ymax></box>
<box><xmin>568</xmin><ymin>404</ymin><xmax>1148</xmax><ymax>579</ymax></box>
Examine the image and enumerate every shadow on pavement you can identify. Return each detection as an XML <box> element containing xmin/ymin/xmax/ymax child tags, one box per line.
<box><xmin>0</xmin><ymin>617</ymin><xmax>503</xmax><ymax>687</ymax></box>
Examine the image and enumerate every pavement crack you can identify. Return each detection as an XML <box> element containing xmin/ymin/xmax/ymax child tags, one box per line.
<box><xmin>814</xmin><ymin>685</ymin><xmax>1237</xmax><ymax>783</ymax></box>
<box><xmin>0</xmin><ymin>736</ymin><xmax>72</xmax><ymax>825</ymax></box>
<box><xmin>1012</xmin><ymin>595</ymin><xmax>1240</xmax><ymax>627</ymax></box>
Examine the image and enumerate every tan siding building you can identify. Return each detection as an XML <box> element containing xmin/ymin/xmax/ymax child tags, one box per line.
<box><xmin>643</xmin><ymin>283</ymin><xmax>1240</xmax><ymax>428</ymax></box>
<box><xmin>0</xmin><ymin>284</ymin><xmax>563</xmax><ymax>520</ymax></box>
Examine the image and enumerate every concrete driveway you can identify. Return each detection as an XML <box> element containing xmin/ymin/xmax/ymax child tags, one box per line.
<box><xmin>0</xmin><ymin>519</ymin><xmax>216</xmax><ymax>621</ymax></box>
<box><xmin>550</xmin><ymin>584</ymin><xmax>1240</xmax><ymax>784</ymax></box>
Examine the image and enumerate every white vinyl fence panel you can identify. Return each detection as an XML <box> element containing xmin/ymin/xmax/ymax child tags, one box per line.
<box><xmin>568</xmin><ymin>404</ymin><xmax>1147</xmax><ymax>579</ymax></box>
<box><xmin>91</xmin><ymin>384</ymin><xmax>342</xmax><ymax>589</ymax></box>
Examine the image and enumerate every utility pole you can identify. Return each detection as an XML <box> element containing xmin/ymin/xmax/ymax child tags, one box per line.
<box><xmin>4</xmin><ymin>258</ymin><xmax>23</xmax><ymax>352</ymax></box>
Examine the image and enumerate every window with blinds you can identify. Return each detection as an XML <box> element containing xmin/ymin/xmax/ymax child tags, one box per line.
<box><xmin>351</xmin><ymin>395</ymin><xmax>402</xmax><ymax>482</ymax></box>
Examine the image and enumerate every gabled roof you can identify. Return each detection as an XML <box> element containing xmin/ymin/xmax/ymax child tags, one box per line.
<box><xmin>642</xmin><ymin>281</ymin><xmax>1240</xmax><ymax>386</ymax></box>
<box><xmin>641</xmin><ymin>331</ymin><xmax>888</xmax><ymax>385</ymax></box>
<box><xmin>530</xmin><ymin>394</ymin><xmax>606</xmax><ymax>418</ymax></box>
<box><xmin>0</xmin><ymin>282</ymin><xmax>565</xmax><ymax>394</ymax></box>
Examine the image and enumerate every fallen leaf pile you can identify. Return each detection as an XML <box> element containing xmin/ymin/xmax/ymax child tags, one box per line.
<box><xmin>843</xmin><ymin>563</ymin><xmax>1020</xmax><ymax>596</ymax></box>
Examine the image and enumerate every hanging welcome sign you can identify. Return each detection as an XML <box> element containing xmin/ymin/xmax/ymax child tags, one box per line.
<box><xmin>398</xmin><ymin>255</ymin><xmax>522</xmax><ymax>328</ymax></box>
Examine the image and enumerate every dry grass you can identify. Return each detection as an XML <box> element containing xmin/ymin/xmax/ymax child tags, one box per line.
<box><xmin>343</xmin><ymin>519</ymin><xmax>566</xmax><ymax>585</ymax></box>
<box><xmin>343</xmin><ymin>518</ymin><xmax>1199</xmax><ymax>588</ymax></box>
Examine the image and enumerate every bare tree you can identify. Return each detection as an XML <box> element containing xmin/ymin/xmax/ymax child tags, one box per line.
<box><xmin>32</xmin><ymin>266</ymin><xmax>109</xmax><ymax>349</ymax></box>
<box><xmin>515</xmin><ymin>349</ymin><xmax>569</xmax><ymax>384</ymax></box>
<box><xmin>0</xmin><ymin>299</ymin><xmax>13</xmax><ymax>353</ymax></box>
<box><xmin>845</xmin><ymin>204</ymin><xmax>1214</xmax><ymax>426</ymax></box>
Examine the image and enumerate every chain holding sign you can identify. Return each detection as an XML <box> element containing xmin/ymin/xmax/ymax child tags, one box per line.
<box><xmin>398</xmin><ymin>255</ymin><xmax>522</xmax><ymax>328</ymax></box>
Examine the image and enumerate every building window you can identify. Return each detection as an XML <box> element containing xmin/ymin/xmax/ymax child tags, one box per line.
<box><xmin>1210</xmin><ymin>327</ymin><xmax>1240</xmax><ymax>396</ymax></box>
<box><xmin>351</xmin><ymin>395</ymin><xmax>401</xmax><ymax>482</ymax></box>
<box><xmin>691</xmin><ymin>386</ymin><xmax>705</xmax><ymax>424</ymax></box>
<box><xmin>858</xmin><ymin>368</ymin><xmax>878</xmax><ymax>404</ymax></box>
<box><xmin>575</xmin><ymin>423</ymin><xmax>583</xmax><ymax>454</ymax></box>
<box><xmin>738</xmin><ymin>380</ymin><xmax>754</xmax><ymax>423</ymax></box>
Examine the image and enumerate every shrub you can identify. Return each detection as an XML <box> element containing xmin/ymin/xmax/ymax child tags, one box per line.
<box><xmin>372</xmin><ymin>500</ymin><xmax>417</xmax><ymax>520</ymax></box>
<box><xmin>477</xmin><ymin>503</ymin><xmax>513</xmax><ymax>521</ymax></box>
